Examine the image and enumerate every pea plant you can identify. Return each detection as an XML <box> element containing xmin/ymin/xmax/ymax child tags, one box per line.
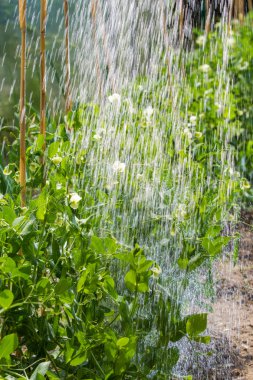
<box><xmin>0</xmin><ymin>15</ymin><xmax>252</xmax><ymax>380</ymax></box>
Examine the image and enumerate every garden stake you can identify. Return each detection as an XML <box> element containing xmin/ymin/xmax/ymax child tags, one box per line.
<box><xmin>159</xmin><ymin>0</ymin><xmax>171</xmax><ymax>85</ymax></box>
<box><xmin>19</xmin><ymin>0</ymin><xmax>27</xmax><ymax>207</ymax></box>
<box><xmin>179</xmin><ymin>0</ymin><xmax>184</xmax><ymax>42</ymax></box>
<box><xmin>228</xmin><ymin>0</ymin><xmax>235</xmax><ymax>28</ymax></box>
<box><xmin>205</xmin><ymin>0</ymin><xmax>212</xmax><ymax>34</ymax></box>
<box><xmin>40</xmin><ymin>0</ymin><xmax>47</xmax><ymax>166</ymax></box>
<box><xmin>64</xmin><ymin>0</ymin><xmax>72</xmax><ymax>113</ymax></box>
<box><xmin>249</xmin><ymin>0</ymin><xmax>253</xmax><ymax>11</ymax></box>
<box><xmin>238</xmin><ymin>0</ymin><xmax>245</xmax><ymax>20</ymax></box>
<box><xmin>91</xmin><ymin>0</ymin><xmax>102</xmax><ymax>98</ymax></box>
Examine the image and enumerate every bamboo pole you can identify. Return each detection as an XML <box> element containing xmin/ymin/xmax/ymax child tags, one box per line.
<box><xmin>19</xmin><ymin>0</ymin><xmax>26</xmax><ymax>207</ymax></box>
<box><xmin>91</xmin><ymin>0</ymin><xmax>102</xmax><ymax>98</ymax></box>
<box><xmin>205</xmin><ymin>0</ymin><xmax>212</xmax><ymax>34</ymax></box>
<box><xmin>40</xmin><ymin>0</ymin><xmax>47</xmax><ymax>162</ymax></box>
<box><xmin>179</xmin><ymin>0</ymin><xmax>184</xmax><ymax>42</ymax></box>
<box><xmin>249</xmin><ymin>0</ymin><xmax>253</xmax><ymax>11</ymax></box>
<box><xmin>233</xmin><ymin>0</ymin><xmax>238</xmax><ymax>18</ymax></box>
<box><xmin>228</xmin><ymin>0</ymin><xmax>235</xmax><ymax>28</ymax></box>
<box><xmin>159</xmin><ymin>0</ymin><xmax>171</xmax><ymax>84</ymax></box>
<box><xmin>238</xmin><ymin>0</ymin><xmax>245</xmax><ymax>20</ymax></box>
<box><xmin>64</xmin><ymin>0</ymin><xmax>71</xmax><ymax>113</ymax></box>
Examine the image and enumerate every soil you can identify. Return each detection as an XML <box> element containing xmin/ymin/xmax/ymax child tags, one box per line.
<box><xmin>209</xmin><ymin>209</ymin><xmax>253</xmax><ymax>379</ymax></box>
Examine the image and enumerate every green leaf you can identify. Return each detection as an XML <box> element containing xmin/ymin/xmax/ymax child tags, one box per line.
<box><xmin>116</xmin><ymin>337</ymin><xmax>129</xmax><ymax>348</ymax></box>
<box><xmin>0</xmin><ymin>333</ymin><xmax>18</xmax><ymax>360</ymax></box>
<box><xmin>48</xmin><ymin>142</ymin><xmax>60</xmax><ymax>158</ymax></box>
<box><xmin>2</xmin><ymin>206</ymin><xmax>16</xmax><ymax>225</ymax></box>
<box><xmin>36</xmin><ymin>277</ymin><xmax>51</xmax><ymax>293</ymax></box>
<box><xmin>77</xmin><ymin>270</ymin><xmax>88</xmax><ymax>293</ymax></box>
<box><xmin>205</xmin><ymin>225</ymin><xmax>222</xmax><ymax>238</ymax></box>
<box><xmin>55</xmin><ymin>278</ymin><xmax>72</xmax><ymax>295</ymax></box>
<box><xmin>0</xmin><ymin>257</ymin><xmax>16</xmax><ymax>273</ymax></box>
<box><xmin>167</xmin><ymin>347</ymin><xmax>180</xmax><ymax>368</ymax></box>
<box><xmin>136</xmin><ymin>259</ymin><xmax>153</xmax><ymax>273</ymax></box>
<box><xmin>36</xmin><ymin>189</ymin><xmax>48</xmax><ymax>221</ymax></box>
<box><xmin>30</xmin><ymin>362</ymin><xmax>51</xmax><ymax>380</ymax></box>
<box><xmin>35</xmin><ymin>134</ymin><xmax>45</xmax><ymax>152</ymax></box>
<box><xmin>90</xmin><ymin>236</ymin><xmax>105</xmax><ymax>253</ymax></box>
<box><xmin>124</xmin><ymin>270</ymin><xmax>136</xmax><ymax>292</ymax></box>
<box><xmin>137</xmin><ymin>282</ymin><xmax>149</xmax><ymax>292</ymax></box>
<box><xmin>46</xmin><ymin>371</ymin><xmax>60</xmax><ymax>380</ymax></box>
<box><xmin>0</xmin><ymin>289</ymin><xmax>14</xmax><ymax>309</ymax></box>
<box><xmin>186</xmin><ymin>313</ymin><xmax>207</xmax><ymax>337</ymax></box>
<box><xmin>90</xmin><ymin>236</ymin><xmax>117</xmax><ymax>255</ymax></box>
<box><xmin>202</xmin><ymin>236</ymin><xmax>232</xmax><ymax>257</ymax></box>
<box><xmin>70</xmin><ymin>351</ymin><xmax>87</xmax><ymax>366</ymax></box>
<box><xmin>187</xmin><ymin>253</ymin><xmax>205</xmax><ymax>271</ymax></box>
<box><xmin>37</xmin><ymin>375</ymin><xmax>45</xmax><ymax>380</ymax></box>
<box><xmin>177</xmin><ymin>256</ymin><xmax>189</xmax><ymax>270</ymax></box>
<box><xmin>192</xmin><ymin>335</ymin><xmax>211</xmax><ymax>344</ymax></box>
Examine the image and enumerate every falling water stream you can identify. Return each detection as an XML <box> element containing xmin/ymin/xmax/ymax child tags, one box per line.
<box><xmin>0</xmin><ymin>0</ymin><xmax>246</xmax><ymax>377</ymax></box>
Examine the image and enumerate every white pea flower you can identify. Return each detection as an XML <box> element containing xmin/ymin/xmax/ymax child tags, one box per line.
<box><xmin>195</xmin><ymin>131</ymin><xmax>203</xmax><ymax>139</ymax></box>
<box><xmin>143</xmin><ymin>106</ymin><xmax>154</xmax><ymax>121</ymax></box>
<box><xmin>0</xmin><ymin>194</ymin><xmax>7</xmax><ymax>205</ymax></box>
<box><xmin>196</xmin><ymin>35</ymin><xmax>206</xmax><ymax>46</ymax></box>
<box><xmin>151</xmin><ymin>265</ymin><xmax>162</xmax><ymax>277</ymax></box>
<box><xmin>240</xmin><ymin>178</ymin><xmax>251</xmax><ymax>190</ymax></box>
<box><xmin>3</xmin><ymin>166</ymin><xmax>12</xmax><ymax>176</ymax></box>
<box><xmin>227</xmin><ymin>37</ymin><xmax>236</xmax><ymax>47</ymax></box>
<box><xmin>69</xmin><ymin>192</ymin><xmax>82</xmax><ymax>209</ymax></box>
<box><xmin>93</xmin><ymin>133</ymin><xmax>102</xmax><ymax>141</ymax></box>
<box><xmin>108</xmin><ymin>93</ymin><xmax>121</xmax><ymax>106</ymax></box>
<box><xmin>125</xmin><ymin>98</ymin><xmax>136</xmax><ymax>114</ymax></box>
<box><xmin>105</xmin><ymin>181</ymin><xmax>119</xmax><ymax>191</ymax></box>
<box><xmin>183</xmin><ymin>127</ymin><xmax>193</xmax><ymax>139</ymax></box>
<box><xmin>51</xmin><ymin>155</ymin><xmax>62</xmax><ymax>165</ymax></box>
<box><xmin>56</xmin><ymin>183</ymin><xmax>62</xmax><ymax>190</ymax></box>
<box><xmin>199</xmin><ymin>64</ymin><xmax>211</xmax><ymax>73</ymax></box>
<box><xmin>204</xmin><ymin>88</ymin><xmax>213</xmax><ymax>96</ymax></box>
<box><xmin>175</xmin><ymin>204</ymin><xmax>187</xmax><ymax>220</ymax></box>
<box><xmin>215</xmin><ymin>102</ymin><xmax>224</xmax><ymax>113</ymax></box>
<box><xmin>136</xmin><ymin>173</ymin><xmax>144</xmax><ymax>180</ymax></box>
<box><xmin>239</xmin><ymin>61</ymin><xmax>249</xmax><ymax>71</ymax></box>
<box><xmin>112</xmin><ymin>161</ymin><xmax>126</xmax><ymax>173</ymax></box>
<box><xmin>189</xmin><ymin>115</ymin><xmax>197</xmax><ymax>126</ymax></box>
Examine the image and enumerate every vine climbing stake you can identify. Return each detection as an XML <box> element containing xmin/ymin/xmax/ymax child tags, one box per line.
<box><xmin>64</xmin><ymin>0</ymin><xmax>72</xmax><ymax>113</ymax></box>
<box><xmin>40</xmin><ymin>0</ymin><xmax>47</xmax><ymax>166</ymax></box>
<box><xmin>18</xmin><ymin>0</ymin><xmax>27</xmax><ymax>207</ymax></box>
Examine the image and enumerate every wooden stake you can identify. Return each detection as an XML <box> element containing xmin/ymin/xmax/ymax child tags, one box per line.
<box><xmin>238</xmin><ymin>0</ymin><xmax>245</xmax><ymax>20</ymax></box>
<box><xmin>40</xmin><ymin>0</ymin><xmax>47</xmax><ymax>160</ymax></box>
<box><xmin>64</xmin><ymin>0</ymin><xmax>71</xmax><ymax>113</ymax></box>
<box><xmin>19</xmin><ymin>0</ymin><xmax>26</xmax><ymax>207</ymax></box>
<box><xmin>238</xmin><ymin>0</ymin><xmax>245</xmax><ymax>21</ymax></box>
<box><xmin>179</xmin><ymin>0</ymin><xmax>184</xmax><ymax>42</ymax></box>
<box><xmin>205</xmin><ymin>0</ymin><xmax>212</xmax><ymax>34</ymax></box>
<box><xmin>248</xmin><ymin>0</ymin><xmax>253</xmax><ymax>11</ymax></box>
<box><xmin>91</xmin><ymin>0</ymin><xmax>102</xmax><ymax>98</ymax></box>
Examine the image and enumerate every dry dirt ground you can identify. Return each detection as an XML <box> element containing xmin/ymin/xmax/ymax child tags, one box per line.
<box><xmin>209</xmin><ymin>210</ymin><xmax>253</xmax><ymax>379</ymax></box>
